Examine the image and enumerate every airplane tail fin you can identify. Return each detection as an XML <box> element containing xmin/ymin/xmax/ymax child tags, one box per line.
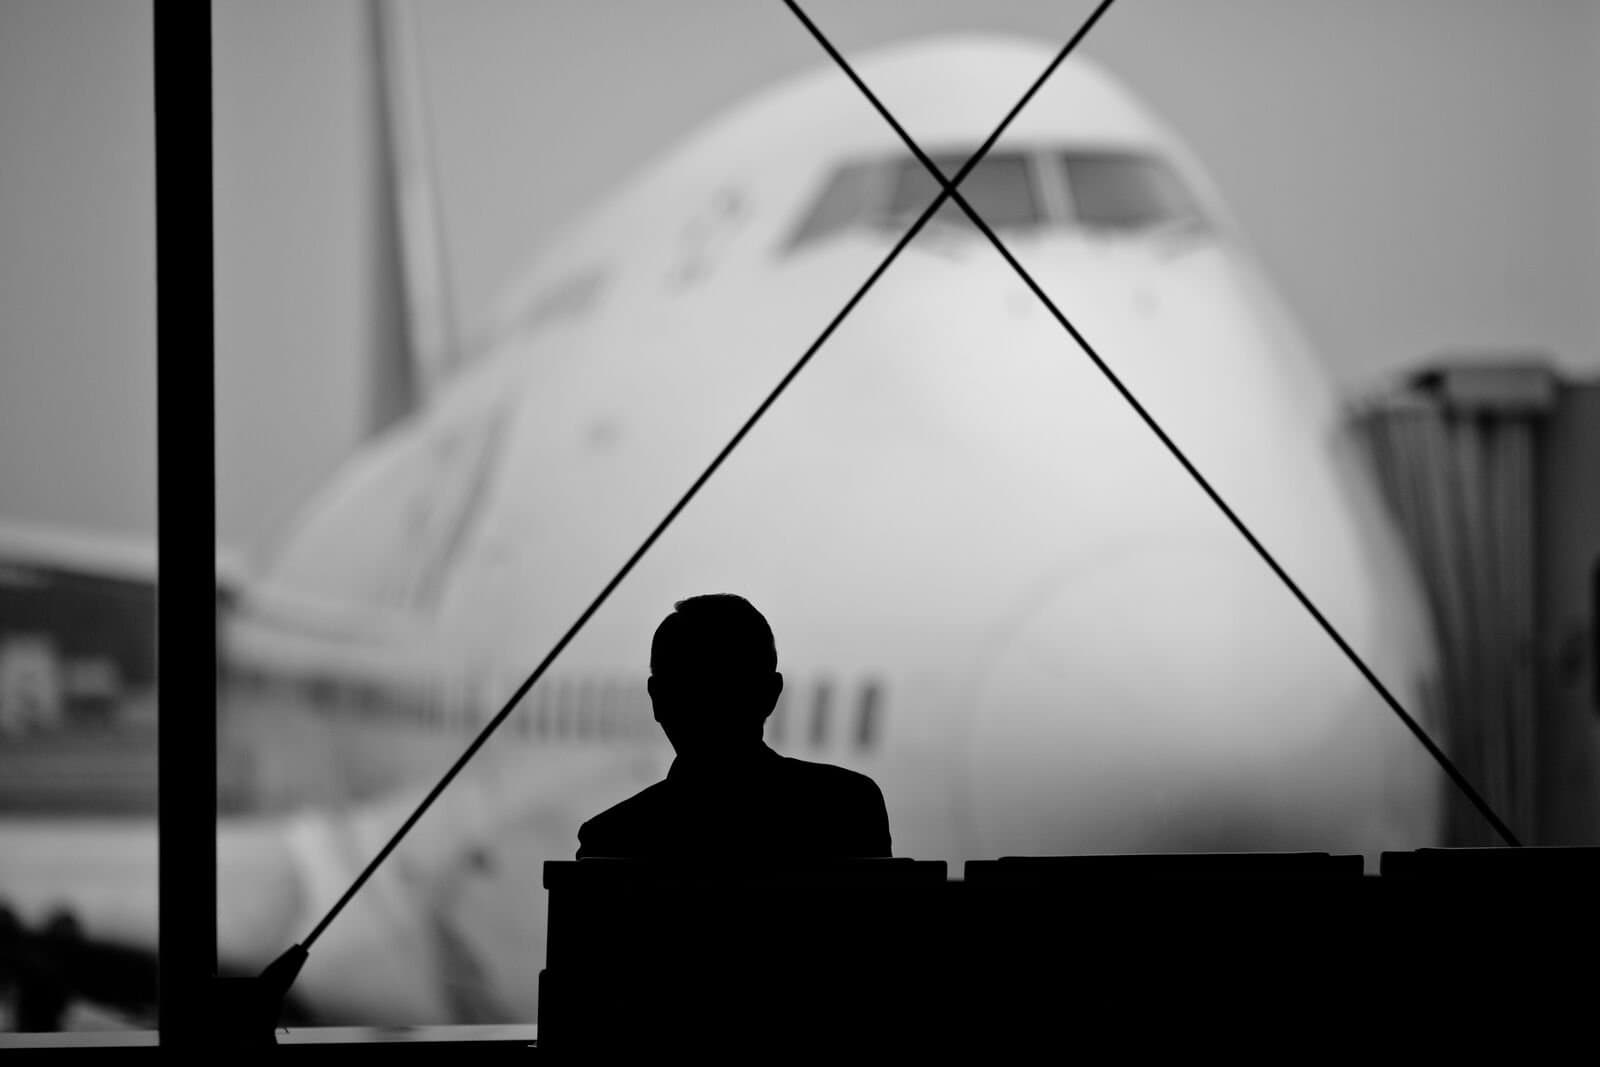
<box><xmin>367</xmin><ymin>0</ymin><xmax>460</xmax><ymax>428</ymax></box>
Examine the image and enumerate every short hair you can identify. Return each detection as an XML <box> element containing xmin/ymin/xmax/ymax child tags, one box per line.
<box><xmin>650</xmin><ymin>594</ymin><xmax>777</xmax><ymax>679</ymax></box>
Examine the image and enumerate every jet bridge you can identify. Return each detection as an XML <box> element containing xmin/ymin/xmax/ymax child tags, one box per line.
<box><xmin>1352</xmin><ymin>359</ymin><xmax>1600</xmax><ymax>846</ymax></box>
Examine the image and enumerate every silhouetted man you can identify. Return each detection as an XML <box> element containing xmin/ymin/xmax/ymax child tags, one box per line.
<box><xmin>576</xmin><ymin>594</ymin><xmax>891</xmax><ymax>859</ymax></box>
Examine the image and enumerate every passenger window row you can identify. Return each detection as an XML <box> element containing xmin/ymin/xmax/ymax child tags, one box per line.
<box><xmin>226</xmin><ymin>665</ymin><xmax>887</xmax><ymax>753</ymax></box>
<box><xmin>765</xmin><ymin>676</ymin><xmax>885</xmax><ymax>754</ymax></box>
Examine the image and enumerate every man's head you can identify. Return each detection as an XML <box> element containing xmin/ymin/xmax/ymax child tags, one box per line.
<box><xmin>647</xmin><ymin>594</ymin><xmax>782</xmax><ymax>756</ymax></box>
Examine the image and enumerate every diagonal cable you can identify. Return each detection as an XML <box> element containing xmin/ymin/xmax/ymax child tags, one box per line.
<box><xmin>782</xmin><ymin>0</ymin><xmax>1519</xmax><ymax>848</ymax></box>
<box><xmin>297</xmin><ymin>1</ymin><xmax>1118</xmax><ymax>954</ymax></box>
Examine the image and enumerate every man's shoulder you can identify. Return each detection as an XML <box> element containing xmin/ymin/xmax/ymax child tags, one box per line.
<box><xmin>577</xmin><ymin>780</ymin><xmax>674</xmax><ymax>843</ymax></box>
<box><xmin>776</xmin><ymin>756</ymin><xmax>885</xmax><ymax>802</ymax></box>
<box><xmin>774</xmin><ymin>755</ymin><xmax>892</xmax><ymax>855</ymax></box>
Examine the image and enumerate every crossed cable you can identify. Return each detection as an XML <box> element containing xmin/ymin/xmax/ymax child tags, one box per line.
<box><xmin>298</xmin><ymin>0</ymin><xmax>1517</xmax><ymax>964</ymax></box>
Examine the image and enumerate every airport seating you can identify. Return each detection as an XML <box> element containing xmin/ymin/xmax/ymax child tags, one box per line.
<box><xmin>1375</xmin><ymin>847</ymin><xmax>1600</xmax><ymax>1029</ymax></box>
<box><xmin>539</xmin><ymin>849</ymin><xmax>1600</xmax><ymax>1052</ymax></box>
<box><xmin>1380</xmin><ymin>844</ymin><xmax>1600</xmax><ymax>879</ymax></box>
<box><xmin>963</xmin><ymin>850</ymin><xmax>1365</xmax><ymax>882</ymax></box>
<box><xmin>538</xmin><ymin>858</ymin><xmax>949</xmax><ymax>1050</ymax></box>
<box><xmin>957</xmin><ymin>853</ymin><xmax>1374</xmax><ymax>1042</ymax></box>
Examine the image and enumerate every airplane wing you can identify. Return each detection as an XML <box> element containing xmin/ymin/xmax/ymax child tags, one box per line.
<box><xmin>0</xmin><ymin>814</ymin><xmax>313</xmax><ymax>1027</ymax></box>
<box><xmin>0</xmin><ymin>520</ymin><xmax>495</xmax><ymax>1028</ymax></box>
<box><xmin>0</xmin><ymin>748</ymin><xmax>578</xmax><ymax>1031</ymax></box>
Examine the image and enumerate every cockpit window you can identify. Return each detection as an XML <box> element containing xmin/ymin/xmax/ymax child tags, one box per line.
<box><xmin>785</xmin><ymin>160</ymin><xmax>879</xmax><ymax>249</ymax></box>
<box><xmin>1059</xmin><ymin>151</ymin><xmax>1204</xmax><ymax>232</ymax></box>
<box><xmin>783</xmin><ymin>148</ymin><xmax>1205</xmax><ymax>254</ymax></box>
<box><xmin>887</xmin><ymin>152</ymin><xmax>1041</xmax><ymax>231</ymax></box>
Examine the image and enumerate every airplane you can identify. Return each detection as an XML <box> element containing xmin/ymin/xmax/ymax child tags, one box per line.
<box><xmin>0</xmin><ymin>34</ymin><xmax>1444</xmax><ymax>1032</ymax></box>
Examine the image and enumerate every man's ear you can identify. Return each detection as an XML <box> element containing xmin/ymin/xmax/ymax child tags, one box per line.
<box><xmin>647</xmin><ymin>675</ymin><xmax>662</xmax><ymax>723</ymax></box>
<box><xmin>761</xmin><ymin>671</ymin><xmax>784</xmax><ymax>720</ymax></box>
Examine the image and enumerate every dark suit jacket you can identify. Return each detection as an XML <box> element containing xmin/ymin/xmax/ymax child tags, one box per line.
<box><xmin>576</xmin><ymin>744</ymin><xmax>892</xmax><ymax>859</ymax></box>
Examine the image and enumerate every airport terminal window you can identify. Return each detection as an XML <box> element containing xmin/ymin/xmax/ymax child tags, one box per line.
<box><xmin>1059</xmin><ymin>150</ymin><xmax>1204</xmax><ymax>232</ymax></box>
<box><xmin>887</xmin><ymin>151</ymin><xmax>1041</xmax><ymax>232</ymax></box>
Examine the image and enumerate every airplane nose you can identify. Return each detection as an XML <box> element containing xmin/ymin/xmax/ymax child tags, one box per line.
<box><xmin>968</xmin><ymin>541</ymin><xmax>1436</xmax><ymax>858</ymax></box>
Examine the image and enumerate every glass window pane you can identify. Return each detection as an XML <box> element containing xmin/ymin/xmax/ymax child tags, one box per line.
<box><xmin>1060</xmin><ymin>150</ymin><xmax>1205</xmax><ymax>231</ymax></box>
<box><xmin>887</xmin><ymin>152</ymin><xmax>1041</xmax><ymax>231</ymax></box>
<box><xmin>191</xmin><ymin>3</ymin><xmax>1555</xmax><ymax>1047</ymax></box>
<box><xmin>0</xmin><ymin>0</ymin><xmax>159</xmax><ymax>1039</ymax></box>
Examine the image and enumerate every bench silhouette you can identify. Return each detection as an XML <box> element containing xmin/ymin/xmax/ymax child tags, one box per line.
<box><xmin>539</xmin><ymin>849</ymin><xmax>1600</xmax><ymax>1050</ymax></box>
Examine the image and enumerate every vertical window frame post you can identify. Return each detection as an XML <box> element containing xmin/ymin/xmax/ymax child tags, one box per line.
<box><xmin>154</xmin><ymin>0</ymin><xmax>218</xmax><ymax>1046</ymax></box>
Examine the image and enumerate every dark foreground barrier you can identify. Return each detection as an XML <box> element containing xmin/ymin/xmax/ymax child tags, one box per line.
<box><xmin>539</xmin><ymin>858</ymin><xmax>949</xmax><ymax>1050</ymax></box>
<box><xmin>541</xmin><ymin>850</ymin><xmax>1599</xmax><ymax>1052</ymax></box>
<box><xmin>1374</xmin><ymin>846</ymin><xmax>1600</xmax><ymax>1034</ymax></box>
<box><xmin>960</xmin><ymin>852</ymin><xmax>1375</xmax><ymax>1048</ymax></box>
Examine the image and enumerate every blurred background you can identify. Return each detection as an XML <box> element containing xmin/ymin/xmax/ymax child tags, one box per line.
<box><xmin>2</xmin><ymin>0</ymin><xmax>1598</xmax><ymax>1038</ymax></box>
